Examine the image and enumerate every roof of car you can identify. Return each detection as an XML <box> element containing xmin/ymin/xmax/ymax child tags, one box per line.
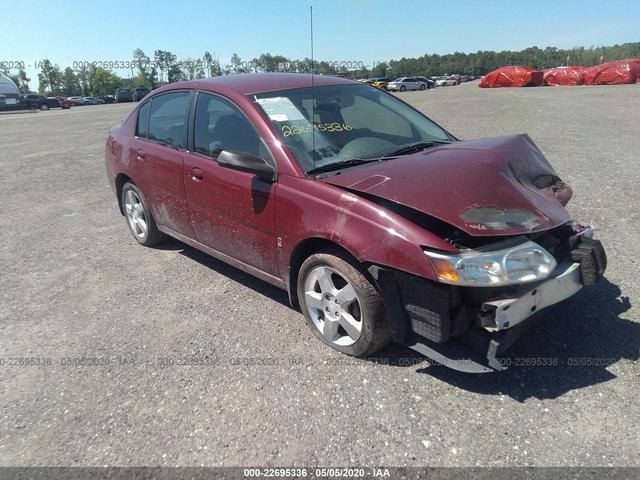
<box><xmin>0</xmin><ymin>75</ymin><xmax>20</xmax><ymax>95</ymax></box>
<box><xmin>190</xmin><ymin>73</ymin><xmax>356</xmax><ymax>95</ymax></box>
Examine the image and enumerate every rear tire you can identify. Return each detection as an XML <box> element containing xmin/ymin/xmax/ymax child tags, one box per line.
<box><xmin>297</xmin><ymin>248</ymin><xmax>391</xmax><ymax>357</ymax></box>
<box><xmin>121</xmin><ymin>182</ymin><xmax>165</xmax><ymax>246</ymax></box>
<box><xmin>419</xmin><ymin>84</ymin><xmax>426</xmax><ymax>90</ymax></box>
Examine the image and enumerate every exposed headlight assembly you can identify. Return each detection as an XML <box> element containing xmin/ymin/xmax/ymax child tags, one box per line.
<box><xmin>424</xmin><ymin>238</ymin><xmax>557</xmax><ymax>287</ymax></box>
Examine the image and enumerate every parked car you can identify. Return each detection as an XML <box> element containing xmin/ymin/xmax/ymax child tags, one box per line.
<box><xmin>414</xmin><ymin>76</ymin><xmax>436</xmax><ymax>89</ymax></box>
<box><xmin>55</xmin><ymin>97</ymin><xmax>72</xmax><ymax>109</ymax></box>
<box><xmin>23</xmin><ymin>94</ymin><xmax>61</xmax><ymax>110</ymax></box>
<box><xmin>48</xmin><ymin>97</ymin><xmax>70</xmax><ymax>109</ymax></box>
<box><xmin>370</xmin><ymin>77</ymin><xmax>392</xmax><ymax>90</ymax></box>
<box><xmin>115</xmin><ymin>88</ymin><xmax>132</xmax><ymax>102</ymax></box>
<box><xmin>67</xmin><ymin>96</ymin><xmax>84</xmax><ymax>106</ymax></box>
<box><xmin>82</xmin><ymin>97</ymin><xmax>99</xmax><ymax>105</ymax></box>
<box><xmin>386</xmin><ymin>77</ymin><xmax>427</xmax><ymax>91</ymax></box>
<box><xmin>105</xmin><ymin>73</ymin><xmax>606</xmax><ymax>373</ymax></box>
<box><xmin>132</xmin><ymin>87</ymin><xmax>150</xmax><ymax>101</ymax></box>
<box><xmin>96</xmin><ymin>95</ymin><xmax>115</xmax><ymax>104</ymax></box>
<box><xmin>0</xmin><ymin>75</ymin><xmax>24</xmax><ymax>110</ymax></box>
<box><xmin>436</xmin><ymin>77</ymin><xmax>459</xmax><ymax>87</ymax></box>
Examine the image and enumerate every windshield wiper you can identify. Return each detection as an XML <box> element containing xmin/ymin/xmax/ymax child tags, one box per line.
<box><xmin>371</xmin><ymin>140</ymin><xmax>452</xmax><ymax>160</ymax></box>
<box><xmin>306</xmin><ymin>158</ymin><xmax>378</xmax><ymax>175</ymax></box>
<box><xmin>306</xmin><ymin>140</ymin><xmax>453</xmax><ymax>175</ymax></box>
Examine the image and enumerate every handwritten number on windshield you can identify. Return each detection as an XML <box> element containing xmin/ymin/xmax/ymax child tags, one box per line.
<box><xmin>282</xmin><ymin>123</ymin><xmax>353</xmax><ymax>137</ymax></box>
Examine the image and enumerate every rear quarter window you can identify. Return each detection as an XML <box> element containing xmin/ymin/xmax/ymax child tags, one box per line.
<box><xmin>136</xmin><ymin>101</ymin><xmax>150</xmax><ymax>138</ymax></box>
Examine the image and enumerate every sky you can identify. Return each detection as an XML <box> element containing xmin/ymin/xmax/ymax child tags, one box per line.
<box><xmin>2</xmin><ymin>0</ymin><xmax>639</xmax><ymax>83</ymax></box>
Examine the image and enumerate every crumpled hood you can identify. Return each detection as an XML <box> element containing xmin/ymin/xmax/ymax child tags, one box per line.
<box><xmin>321</xmin><ymin>134</ymin><xmax>572</xmax><ymax>236</ymax></box>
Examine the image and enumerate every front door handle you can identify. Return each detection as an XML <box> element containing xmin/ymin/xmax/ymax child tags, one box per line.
<box><xmin>136</xmin><ymin>149</ymin><xmax>145</xmax><ymax>161</ymax></box>
<box><xmin>191</xmin><ymin>167</ymin><xmax>203</xmax><ymax>181</ymax></box>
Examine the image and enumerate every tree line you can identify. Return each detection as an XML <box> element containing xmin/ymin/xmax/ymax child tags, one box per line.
<box><xmin>384</xmin><ymin>43</ymin><xmax>640</xmax><ymax>78</ymax></box>
<box><xmin>2</xmin><ymin>42</ymin><xmax>638</xmax><ymax>96</ymax></box>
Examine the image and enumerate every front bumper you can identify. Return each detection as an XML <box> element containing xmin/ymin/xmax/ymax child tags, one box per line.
<box><xmin>368</xmin><ymin>234</ymin><xmax>607</xmax><ymax>373</ymax></box>
<box><xmin>483</xmin><ymin>261</ymin><xmax>582</xmax><ymax>331</ymax></box>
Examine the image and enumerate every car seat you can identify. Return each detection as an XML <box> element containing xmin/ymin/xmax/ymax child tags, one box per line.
<box><xmin>210</xmin><ymin>114</ymin><xmax>260</xmax><ymax>157</ymax></box>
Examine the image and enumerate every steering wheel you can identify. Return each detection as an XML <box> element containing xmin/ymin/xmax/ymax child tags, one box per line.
<box><xmin>339</xmin><ymin>137</ymin><xmax>396</xmax><ymax>160</ymax></box>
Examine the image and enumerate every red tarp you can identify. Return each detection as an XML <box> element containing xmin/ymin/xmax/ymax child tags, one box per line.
<box><xmin>623</xmin><ymin>58</ymin><xmax>640</xmax><ymax>83</ymax></box>
<box><xmin>479</xmin><ymin>66</ymin><xmax>544</xmax><ymax>88</ymax></box>
<box><xmin>543</xmin><ymin>66</ymin><xmax>587</xmax><ymax>86</ymax></box>
<box><xmin>584</xmin><ymin>60</ymin><xmax>640</xmax><ymax>85</ymax></box>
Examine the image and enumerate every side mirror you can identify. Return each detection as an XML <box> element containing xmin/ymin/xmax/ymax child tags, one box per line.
<box><xmin>217</xmin><ymin>150</ymin><xmax>276</xmax><ymax>182</ymax></box>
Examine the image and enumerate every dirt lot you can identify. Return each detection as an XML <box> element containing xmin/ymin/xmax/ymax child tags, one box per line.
<box><xmin>1</xmin><ymin>83</ymin><xmax>638</xmax><ymax>467</ymax></box>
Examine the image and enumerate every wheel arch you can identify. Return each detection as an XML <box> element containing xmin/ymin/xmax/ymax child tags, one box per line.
<box><xmin>115</xmin><ymin>173</ymin><xmax>134</xmax><ymax>215</ymax></box>
<box><xmin>287</xmin><ymin>237</ymin><xmax>361</xmax><ymax>309</ymax></box>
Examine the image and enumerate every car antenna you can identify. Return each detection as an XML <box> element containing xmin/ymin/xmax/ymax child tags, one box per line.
<box><xmin>310</xmin><ymin>5</ymin><xmax>316</xmax><ymax>172</ymax></box>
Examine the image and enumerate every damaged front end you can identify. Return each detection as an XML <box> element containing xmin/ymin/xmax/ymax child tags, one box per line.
<box><xmin>321</xmin><ymin>134</ymin><xmax>607</xmax><ymax>372</ymax></box>
<box><xmin>369</xmin><ymin>223</ymin><xmax>607</xmax><ymax>373</ymax></box>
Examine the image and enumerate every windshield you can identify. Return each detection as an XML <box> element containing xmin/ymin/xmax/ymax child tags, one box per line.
<box><xmin>252</xmin><ymin>83</ymin><xmax>453</xmax><ymax>174</ymax></box>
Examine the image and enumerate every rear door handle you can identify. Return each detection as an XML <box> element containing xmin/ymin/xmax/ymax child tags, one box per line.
<box><xmin>136</xmin><ymin>149</ymin><xmax>145</xmax><ymax>161</ymax></box>
<box><xmin>191</xmin><ymin>167</ymin><xmax>203</xmax><ymax>181</ymax></box>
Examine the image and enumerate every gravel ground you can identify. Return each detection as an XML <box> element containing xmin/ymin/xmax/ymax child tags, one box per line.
<box><xmin>0</xmin><ymin>83</ymin><xmax>638</xmax><ymax>467</ymax></box>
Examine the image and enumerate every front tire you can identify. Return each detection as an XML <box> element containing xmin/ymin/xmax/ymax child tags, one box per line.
<box><xmin>399</xmin><ymin>85</ymin><xmax>406</xmax><ymax>92</ymax></box>
<box><xmin>297</xmin><ymin>248</ymin><xmax>391</xmax><ymax>357</ymax></box>
<box><xmin>40</xmin><ymin>104</ymin><xmax>49</xmax><ymax>111</ymax></box>
<box><xmin>121</xmin><ymin>182</ymin><xmax>165</xmax><ymax>246</ymax></box>
<box><xmin>419</xmin><ymin>84</ymin><xmax>426</xmax><ymax>90</ymax></box>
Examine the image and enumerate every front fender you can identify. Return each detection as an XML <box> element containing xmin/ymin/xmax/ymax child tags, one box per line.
<box><xmin>275</xmin><ymin>175</ymin><xmax>458</xmax><ymax>282</ymax></box>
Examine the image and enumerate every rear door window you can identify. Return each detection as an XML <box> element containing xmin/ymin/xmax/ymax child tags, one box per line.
<box><xmin>147</xmin><ymin>91</ymin><xmax>190</xmax><ymax>148</ymax></box>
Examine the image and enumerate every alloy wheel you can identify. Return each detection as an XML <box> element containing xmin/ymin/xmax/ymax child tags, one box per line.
<box><xmin>303</xmin><ymin>266</ymin><xmax>363</xmax><ymax>347</ymax></box>
<box><xmin>124</xmin><ymin>189</ymin><xmax>148</xmax><ymax>239</ymax></box>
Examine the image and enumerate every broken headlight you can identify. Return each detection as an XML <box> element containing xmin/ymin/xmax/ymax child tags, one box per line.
<box><xmin>424</xmin><ymin>239</ymin><xmax>557</xmax><ymax>287</ymax></box>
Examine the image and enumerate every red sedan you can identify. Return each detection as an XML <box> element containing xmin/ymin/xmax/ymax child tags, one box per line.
<box><xmin>105</xmin><ymin>73</ymin><xmax>606</xmax><ymax>372</ymax></box>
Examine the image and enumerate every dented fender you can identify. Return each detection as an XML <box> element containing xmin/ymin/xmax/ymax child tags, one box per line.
<box><xmin>275</xmin><ymin>175</ymin><xmax>458</xmax><ymax>282</ymax></box>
